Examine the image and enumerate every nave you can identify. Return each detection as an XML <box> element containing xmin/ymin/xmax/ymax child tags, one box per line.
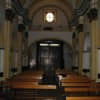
<box><xmin>1</xmin><ymin>69</ymin><xmax>100</xmax><ymax>100</ymax></box>
<box><xmin>1</xmin><ymin>0</ymin><xmax>100</xmax><ymax>100</ymax></box>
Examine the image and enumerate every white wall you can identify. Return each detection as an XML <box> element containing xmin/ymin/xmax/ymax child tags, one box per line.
<box><xmin>29</xmin><ymin>31</ymin><xmax>72</xmax><ymax>46</ymax></box>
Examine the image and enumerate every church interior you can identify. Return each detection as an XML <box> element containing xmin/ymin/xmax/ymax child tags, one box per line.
<box><xmin>0</xmin><ymin>0</ymin><xmax>100</xmax><ymax>100</ymax></box>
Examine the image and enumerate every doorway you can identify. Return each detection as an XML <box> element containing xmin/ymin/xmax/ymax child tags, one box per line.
<box><xmin>82</xmin><ymin>33</ymin><xmax>91</xmax><ymax>76</ymax></box>
<box><xmin>37</xmin><ymin>40</ymin><xmax>64</xmax><ymax>71</ymax></box>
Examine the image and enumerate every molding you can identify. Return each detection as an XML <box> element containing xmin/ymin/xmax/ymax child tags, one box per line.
<box><xmin>70</xmin><ymin>0</ymin><xmax>90</xmax><ymax>26</ymax></box>
<box><xmin>87</xmin><ymin>8</ymin><xmax>98</xmax><ymax>22</ymax></box>
<box><xmin>12</xmin><ymin>0</ymin><xmax>31</xmax><ymax>25</ymax></box>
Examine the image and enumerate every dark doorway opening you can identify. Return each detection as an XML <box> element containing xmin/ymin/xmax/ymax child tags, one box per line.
<box><xmin>37</xmin><ymin>40</ymin><xmax>64</xmax><ymax>70</ymax></box>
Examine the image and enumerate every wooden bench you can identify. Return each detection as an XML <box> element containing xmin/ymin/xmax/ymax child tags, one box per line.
<box><xmin>8</xmin><ymin>81</ymin><xmax>56</xmax><ymax>89</ymax></box>
<box><xmin>7</xmin><ymin>76</ymin><xmax>57</xmax><ymax>100</ymax></box>
<box><xmin>62</xmin><ymin>82</ymin><xmax>91</xmax><ymax>87</ymax></box>
<box><xmin>67</xmin><ymin>96</ymin><xmax>100</xmax><ymax>100</ymax></box>
<box><xmin>60</xmin><ymin>73</ymin><xmax>100</xmax><ymax>96</ymax></box>
<box><xmin>61</xmin><ymin>75</ymin><xmax>91</xmax><ymax>83</ymax></box>
<box><xmin>10</xmin><ymin>71</ymin><xmax>43</xmax><ymax>83</ymax></box>
<box><xmin>64</xmin><ymin>82</ymin><xmax>100</xmax><ymax>96</ymax></box>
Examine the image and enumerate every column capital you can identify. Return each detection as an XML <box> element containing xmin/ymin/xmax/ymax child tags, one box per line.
<box><xmin>87</xmin><ymin>8</ymin><xmax>98</xmax><ymax>22</ymax></box>
<box><xmin>5</xmin><ymin>9</ymin><xmax>15</xmax><ymax>21</ymax></box>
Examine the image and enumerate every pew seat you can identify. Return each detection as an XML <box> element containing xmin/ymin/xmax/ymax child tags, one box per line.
<box><xmin>67</xmin><ymin>96</ymin><xmax>100</xmax><ymax>100</ymax></box>
<box><xmin>64</xmin><ymin>87</ymin><xmax>100</xmax><ymax>93</ymax></box>
<box><xmin>62</xmin><ymin>82</ymin><xmax>91</xmax><ymax>87</ymax></box>
<box><xmin>8</xmin><ymin>81</ymin><xmax>56</xmax><ymax>89</ymax></box>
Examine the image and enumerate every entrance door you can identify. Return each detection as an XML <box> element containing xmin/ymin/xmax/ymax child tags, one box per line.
<box><xmin>37</xmin><ymin>41</ymin><xmax>64</xmax><ymax>70</ymax></box>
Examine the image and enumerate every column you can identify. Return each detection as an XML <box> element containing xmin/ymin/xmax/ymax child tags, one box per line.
<box><xmin>78</xmin><ymin>16</ymin><xmax>84</xmax><ymax>74</ymax></box>
<box><xmin>3</xmin><ymin>0</ymin><xmax>14</xmax><ymax>79</ymax></box>
<box><xmin>87</xmin><ymin>0</ymin><xmax>98</xmax><ymax>80</ymax></box>
<box><xmin>22</xmin><ymin>31</ymin><xmax>29</xmax><ymax>71</ymax></box>
<box><xmin>17</xmin><ymin>16</ymin><xmax>25</xmax><ymax>73</ymax></box>
<box><xmin>72</xmin><ymin>27</ymin><xmax>79</xmax><ymax>72</ymax></box>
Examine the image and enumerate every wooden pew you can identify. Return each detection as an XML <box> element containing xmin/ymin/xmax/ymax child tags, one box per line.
<box><xmin>8</xmin><ymin>81</ymin><xmax>56</xmax><ymax>89</ymax></box>
<box><xmin>12</xmin><ymin>75</ymin><xmax>42</xmax><ymax>81</ymax></box>
<box><xmin>62</xmin><ymin>82</ymin><xmax>91</xmax><ymax>87</ymax></box>
<box><xmin>60</xmin><ymin>73</ymin><xmax>100</xmax><ymax>96</ymax></box>
<box><xmin>67</xmin><ymin>96</ymin><xmax>100</xmax><ymax>100</ymax></box>
<box><xmin>61</xmin><ymin>75</ymin><xmax>91</xmax><ymax>83</ymax></box>
<box><xmin>7</xmin><ymin>71</ymin><xmax>57</xmax><ymax>100</ymax></box>
<box><xmin>10</xmin><ymin>71</ymin><xmax>43</xmax><ymax>82</ymax></box>
<box><xmin>63</xmin><ymin>82</ymin><xmax>100</xmax><ymax>96</ymax></box>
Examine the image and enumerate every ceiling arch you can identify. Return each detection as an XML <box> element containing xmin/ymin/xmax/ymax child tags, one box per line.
<box><xmin>28</xmin><ymin>0</ymin><xmax>72</xmax><ymax>21</ymax></box>
<box><xmin>31</xmin><ymin>5</ymin><xmax>69</xmax><ymax>24</ymax></box>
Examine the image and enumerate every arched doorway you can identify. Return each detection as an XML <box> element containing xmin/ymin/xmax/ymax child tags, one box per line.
<box><xmin>28</xmin><ymin>39</ymin><xmax>72</xmax><ymax>71</ymax></box>
<box><xmin>82</xmin><ymin>33</ymin><xmax>91</xmax><ymax>76</ymax></box>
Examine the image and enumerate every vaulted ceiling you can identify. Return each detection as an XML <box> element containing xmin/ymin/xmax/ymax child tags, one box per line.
<box><xmin>19</xmin><ymin>0</ymin><xmax>77</xmax><ymax>22</ymax></box>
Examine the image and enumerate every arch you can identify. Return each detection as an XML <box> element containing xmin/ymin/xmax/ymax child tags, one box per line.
<box><xmin>31</xmin><ymin>5</ymin><xmax>69</xmax><ymax>25</ymax></box>
<box><xmin>29</xmin><ymin>38</ymin><xmax>72</xmax><ymax>49</ymax></box>
<box><xmin>29</xmin><ymin>39</ymin><xmax>72</xmax><ymax>70</ymax></box>
<box><xmin>75</xmin><ymin>39</ymin><xmax>79</xmax><ymax>68</ymax></box>
<box><xmin>28</xmin><ymin>0</ymin><xmax>72</xmax><ymax>21</ymax></box>
<box><xmin>82</xmin><ymin>33</ymin><xmax>91</xmax><ymax>76</ymax></box>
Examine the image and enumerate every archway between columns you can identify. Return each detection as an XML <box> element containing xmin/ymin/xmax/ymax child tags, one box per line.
<box><xmin>82</xmin><ymin>33</ymin><xmax>91</xmax><ymax>76</ymax></box>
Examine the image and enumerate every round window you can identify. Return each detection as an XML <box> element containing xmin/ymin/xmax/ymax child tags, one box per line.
<box><xmin>46</xmin><ymin>12</ymin><xmax>54</xmax><ymax>23</ymax></box>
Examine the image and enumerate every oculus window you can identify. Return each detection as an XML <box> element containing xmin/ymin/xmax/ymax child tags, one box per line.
<box><xmin>44</xmin><ymin>10</ymin><xmax>56</xmax><ymax>23</ymax></box>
